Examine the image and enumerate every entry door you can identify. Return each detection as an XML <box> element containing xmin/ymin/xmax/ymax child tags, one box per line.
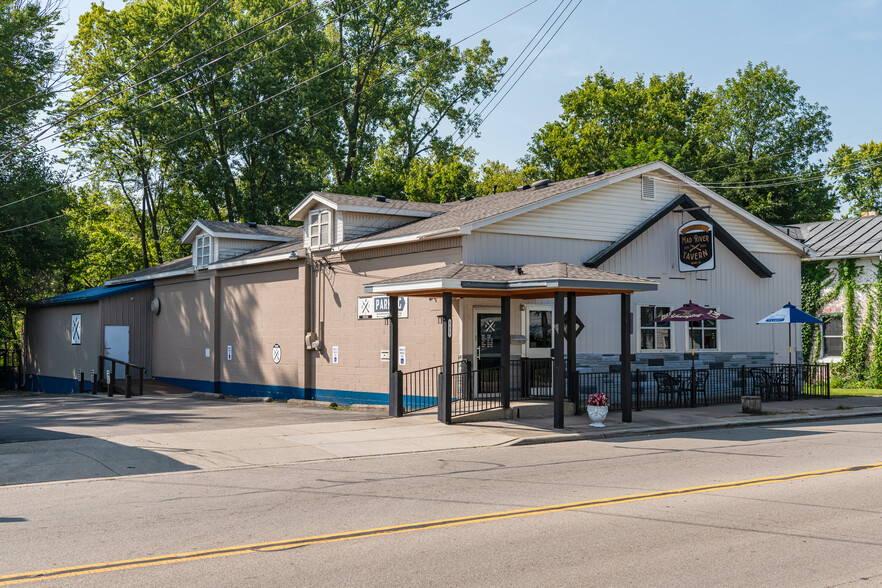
<box><xmin>103</xmin><ymin>326</ymin><xmax>130</xmax><ymax>378</ymax></box>
<box><xmin>474</xmin><ymin>310</ymin><xmax>502</xmax><ymax>395</ymax></box>
<box><xmin>523</xmin><ymin>305</ymin><xmax>553</xmax><ymax>396</ymax></box>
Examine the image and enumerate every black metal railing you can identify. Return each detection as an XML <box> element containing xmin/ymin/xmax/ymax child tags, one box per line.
<box><xmin>1</xmin><ymin>346</ymin><xmax>22</xmax><ymax>390</ymax></box>
<box><xmin>401</xmin><ymin>360</ymin><xmax>470</xmax><ymax>414</ymax></box>
<box><xmin>95</xmin><ymin>355</ymin><xmax>146</xmax><ymax>398</ymax></box>
<box><xmin>451</xmin><ymin>364</ymin><xmax>503</xmax><ymax>417</ymax></box>
<box><xmin>576</xmin><ymin>363</ymin><xmax>831</xmax><ymax>413</ymax></box>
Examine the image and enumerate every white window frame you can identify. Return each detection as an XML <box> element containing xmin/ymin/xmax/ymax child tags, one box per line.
<box><xmin>686</xmin><ymin>305</ymin><xmax>720</xmax><ymax>351</ymax></box>
<box><xmin>522</xmin><ymin>303</ymin><xmax>554</xmax><ymax>359</ymax></box>
<box><xmin>638</xmin><ymin>304</ymin><xmax>673</xmax><ymax>352</ymax></box>
<box><xmin>195</xmin><ymin>234</ymin><xmax>212</xmax><ymax>268</ymax></box>
<box><xmin>821</xmin><ymin>314</ymin><xmax>843</xmax><ymax>358</ymax></box>
<box><xmin>308</xmin><ymin>208</ymin><xmax>333</xmax><ymax>250</ymax></box>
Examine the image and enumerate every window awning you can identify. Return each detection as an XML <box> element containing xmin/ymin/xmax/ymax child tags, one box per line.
<box><xmin>364</xmin><ymin>262</ymin><xmax>658</xmax><ymax>299</ymax></box>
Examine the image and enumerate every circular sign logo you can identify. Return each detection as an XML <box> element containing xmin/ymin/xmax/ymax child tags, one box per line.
<box><xmin>272</xmin><ymin>344</ymin><xmax>281</xmax><ymax>364</ymax></box>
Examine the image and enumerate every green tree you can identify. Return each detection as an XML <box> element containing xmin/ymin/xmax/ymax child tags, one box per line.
<box><xmin>475</xmin><ymin>160</ymin><xmax>523</xmax><ymax>196</ymax></box>
<box><xmin>693</xmin><ymin>62</ymin><xmax>835</xmax><ymax>224</ymax></box>
<box><xmin>0</xmin><ymin>0</ymin><xmax>79</xmax><ymax>344</ymax></box>
<box><xmin>520</xmin><ymin>70</ymin><xmax>706</xmax><ymax>181</ymax></box>
<box><xmin>828</xmin><ymin>141</ymin><xmax>882</xmax><ymax>216</ymax></box>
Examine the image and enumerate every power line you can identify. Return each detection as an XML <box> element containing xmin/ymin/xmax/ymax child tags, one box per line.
<box><xmin>1</xmin><ymin>0</ymin><xmax>538</xmax><ymax>234</ymax></box>
<box><xmin>0</xmin><ymin>0</ymin><xmax>225</xmax><ymax>164</ymax></box>
<box><xmin>2</xmin><ymin>0</ymin><xmax>329</xmax><ymax>154</ymax></box>
<box><xmin>0</xmin><ymin>0</ymin><xmax>464</xmax><ymax>211</ymax></box>
<box><xmin>459</xmin><ymin>0</ymin><xmax>581</xmax><ymax>147</ymax></box>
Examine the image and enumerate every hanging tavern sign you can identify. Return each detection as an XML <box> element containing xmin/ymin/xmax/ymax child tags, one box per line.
<box><xmin>678</xmin><ymin>220</ymin><xmax>715</xmax><ymax>272</ymax></box>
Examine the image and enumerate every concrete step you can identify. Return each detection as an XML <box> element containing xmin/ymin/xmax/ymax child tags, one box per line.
<box><xmin>452</xmin><ymin>401</ymin><xmax>575</xmax><ymax>423</ymax></box>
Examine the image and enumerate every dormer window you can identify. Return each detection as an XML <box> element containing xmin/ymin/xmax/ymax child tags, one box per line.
<box><xmin>308</xmin><ymin>208</ymin><xmax>332</xmax><ymax>249</ymax></box>
<box><xmin>195</xmin><ymin>234</ymin><xmax>212</xmax><ymax>268</ymax></box>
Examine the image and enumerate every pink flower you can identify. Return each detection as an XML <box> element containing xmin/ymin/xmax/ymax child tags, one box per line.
<box><xmin>588</xmin><ymin>392</ymin><xmax>608</xmax><ymax>406</ymax></box>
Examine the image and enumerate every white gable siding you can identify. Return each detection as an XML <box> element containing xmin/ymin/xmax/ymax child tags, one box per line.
<box><xmin>476</xmin><ymin>174</ymin><xmax>796</xmax><ymax>256</ymax></box>
<box><xmin>339</xmin><ymin>211</ymin><xmax>425</xmax><ymax>241</ymax></box>
<box><xmin>213</xmin><ymin>237</ymin><xmax>275</xmax><ymax>262</ymax></box>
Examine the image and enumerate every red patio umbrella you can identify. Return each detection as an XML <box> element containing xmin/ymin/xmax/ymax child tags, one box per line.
<box><xmin>653</xmin><ymin>301</ymin><xmax>734</xmax><ymax>406</ymax></box>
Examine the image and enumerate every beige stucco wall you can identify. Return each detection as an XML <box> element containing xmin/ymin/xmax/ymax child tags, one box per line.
<box><xmin>23</xmin><ymin>303</ymin><xmax>99</xmax><ymax>382</ymax></box>
<box><xmin>310</xmin><ymin>245</ymin><xmax>462</xmax><ymax>397</ymax></box>
<box><xmin>151</xmin><ymin>277</ymin><xmax>214</xmax><ymax>383</ymax></box>
<box><xmin>217</xmin><ymin>265</ymin><xmax>302</xmax><ymax>389</ymax></box>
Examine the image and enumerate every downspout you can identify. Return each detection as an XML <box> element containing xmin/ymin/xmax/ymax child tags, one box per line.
<box><xmin>303</xmin><ymin>251</ymin><xmax>315</xmax><ymax>400</ymax></box>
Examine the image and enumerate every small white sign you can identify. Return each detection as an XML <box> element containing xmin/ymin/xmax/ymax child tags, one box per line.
<box><xmin>332</xmin><ymin>346</ymin><xmax>339</xmax><ymax>364</ymax></box>
<box><xmin>358</xmin><ymin>296</ymin><xmax>409</xmax><ymax>320</ymax></box>
<box><xmin>398</xmin><ymin>346</ymin><xmax>406</xmax><ymax>366</ymax></box>
<box><xmin>272</xmin><ymin>344</ymin><xmax>281</xmax><ymax>364</ymax></box>
<box><xmin>105</xmin><ymin>370</ymin><xmax>111</xmax><ymax>385</ymax></box>
<box><xmin>71</xmin><ymin>314</ymin><xmax>82</xmax><ymax>345</ymax></box>
<box><xmin>205</xmin><ymin>348</ymin><xmax>211</xmax><ymax>358</ymax></box>
<box><xmin>380</xmin><ymin>349</ymin><xmax>390</xmax><ymax>362</ymax></box>
<box><xmin>227</xmin><ymin>345</ymin><xmax>232</xmax><ymax>360</ymax></box>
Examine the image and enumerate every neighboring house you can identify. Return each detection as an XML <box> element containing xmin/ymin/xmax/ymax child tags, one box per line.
<box><xmin>23</xmin><ymin>161</ymin><xmax>809</xmax><ymax>404</ymax></box>
<box><xmin>787</xmin><ymin>212</ymin><xmax>882</xmax><ymax>362</ymax></box>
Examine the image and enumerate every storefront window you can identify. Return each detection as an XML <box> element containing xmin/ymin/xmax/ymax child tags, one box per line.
<box><xmin>688</xmin><ymin>306</ymin><xmax>719</xmax><ymax>350</ymax></box>
<box><xmin>639</xmin><ymin>305</ymin><xmax>671</xmax><ymax>350</ymax></box>
<box><xmin>823</xmin><ymin>315</ymin><xmax>843</xmax><ymax>356</ymax></box>
<box><xmin>528</xmin><ymin>309</ymin><xmax>552</xmax><ymax>349</ymax></box>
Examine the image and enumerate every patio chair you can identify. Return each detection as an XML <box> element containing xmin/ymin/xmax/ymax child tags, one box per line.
<box><xmin>694</xmin><ymin>369</ymin><xmax>710</xmax><ymax>405</ymax></box>
<box><xmin>749</xmin><ymin>368</ymin><xmax>773</xmax><ymax>400</ymax></box>
<box><xmin>653</xmin><ymin>372</ymin><xmax>683</xmax><ymax>407</ymax></box>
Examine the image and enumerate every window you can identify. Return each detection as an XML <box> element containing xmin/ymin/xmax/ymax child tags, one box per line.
<box><xmin>195</xmin><ymin>234</ymin><xmax>212</xmax><ymax>268</ymax></box>
<box><xmin>639</xmin><ymin>305</ymin><xmax>671</xmax><ymax>350</ymax></box>
<box><xmin>309</xmin><ymin>209</ymin><xmax>332</xmax><ymax>249</ymax></box>
<box><xmin>688</xmin><ymin>306</ymin><xmax>719</xmax><ymax>351</ymax></box>
<box><xmin>822</xmin><ymin>315</ymin><xmax>843</xmax><ymax>357</ymax></box>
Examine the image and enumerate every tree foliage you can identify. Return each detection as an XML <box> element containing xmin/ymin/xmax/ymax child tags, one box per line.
<box><xmin>0</xmin><ymin>0</ymin><xmax>79</xmax><ymax>344</ymax></box>
<box><xmin>828</xmin><ymin>141</ymin><xmax>882</xmax><ymax>216</ymax></box>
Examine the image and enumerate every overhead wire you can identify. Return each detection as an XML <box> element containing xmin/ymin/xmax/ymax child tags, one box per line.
<box><xmin>0</xmin><ymin>0</ymin><xmax>470</xmax><ymax>212</ymax></box>
<box><xmin>0</xmin><ymin>0</ymin><xmax>225</xmax><ymax>163</ymax></box>
<box><xmin>459</xmin><ymin>0</ymin><xmax>581</xmax><ymax>148</ymax></box>
<box><xmin>1</xmin><ymin>0</ymin><xmax>539</xmax><ymax>233</ymax></box>
<box><xmin>1</xmin><ymin>0</ymin><xmax>333</xmax><ymax>154</ymax></box>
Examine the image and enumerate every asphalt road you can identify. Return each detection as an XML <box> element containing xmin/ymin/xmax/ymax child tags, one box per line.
<box><xmin>3</xmin><ymin>417</ymin><xmax>882</xmax><ymax>587</ymax></box>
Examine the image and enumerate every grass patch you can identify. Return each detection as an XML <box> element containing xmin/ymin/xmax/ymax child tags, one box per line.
<box><xmin>830</xmin><ymin>388</ymin><xmax>882</xmax><ymax>397</ymax></box>
<box><xmin>327</xmin><ymin>402</ymin><xmax>351</xmax><ymax>411</ymax></box>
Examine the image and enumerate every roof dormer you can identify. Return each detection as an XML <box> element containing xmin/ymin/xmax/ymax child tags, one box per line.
<box><xmin>182</xmin><ymin>220</ymin><xmax>301</xmax><ymax>268</ymax></box>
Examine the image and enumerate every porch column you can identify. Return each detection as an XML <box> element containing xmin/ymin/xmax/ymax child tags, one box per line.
<box><xmin>389</xmin><ymin>295</ymin><xmax>402</xmax><ymax>417</ymax></box>
<box><xmin>438</xmin><ymin>292</ymin><xmax>453</xmax><ymax>424</ymax></box>
<box><xmin>567</xmin><ymin>292</ymin><xmax>578</xmax><ymax>414</ymax></box>
<box><xmin>501</xmin><ymin>296</ymin><xmax>511</xmax><ymax>410</ymax></box>
<box><xmin>553</xmin><ymin>291</ymin><xmax>565</xmax><ymax>429</ymax></box>
<box><xmin>620</xmin><ymin>293</ymin><xmax>632</xmax><ymax>423</ymax></box>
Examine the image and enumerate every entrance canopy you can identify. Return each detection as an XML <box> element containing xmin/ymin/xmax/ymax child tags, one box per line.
<box><xmin>364</xmin><ymin>262</ymin><xmax>658</xmax><ymax>298</ymax></box>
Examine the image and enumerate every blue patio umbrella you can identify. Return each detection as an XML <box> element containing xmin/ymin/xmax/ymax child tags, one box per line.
<box><xmin>756</xmin><ymin>302</ymin><xmax>822</xmax><ymax>365</ymax></box>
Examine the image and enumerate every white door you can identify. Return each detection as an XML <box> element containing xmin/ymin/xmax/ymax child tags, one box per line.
<box><xmin>103</xmin><ymin>326</ymin><xmax>130</xmax><ymax>379</ymax></box>
<box><xmin>522</xmin><ymin>304</ymin><xmax>553</xmax><ymax>359</ymax></box>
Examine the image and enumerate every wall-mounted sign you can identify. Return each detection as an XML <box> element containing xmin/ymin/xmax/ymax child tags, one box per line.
<box><xmin>71</xmin><ymin>314</ymin><xmax>82</xmax><ymax>345</ymax></box>
<box><xmin>227</xmin><ymin>345</ymin><xmax>232</xmax><ymax>360</ymax></box>
<box><xmin>332</xmin><ymin>346</ymin><xmax>339</xmax><ymax>364</ymax></box>
<box><xmin>272</xmin><ymin>344</ymin><xmax>281</xmax><ymax>364</ymax></box>
<box><xmin>380</xmin><ymin>349</ymin><xmax>390</xmax><ymax>362</ymax></box>
<box><xmin>358</xmin><ymin>296</ymin><xmax>408</xmax><ymax>320</ymax></box>
<box><xmin>678</xmin><ymin>220</ymin><xmax>715</xmax><ymax>272</ymax></box>
<box><xmin>398</xmin><ymin>346</ymin><xmax>406</xmax><ymax>366</ymax></box>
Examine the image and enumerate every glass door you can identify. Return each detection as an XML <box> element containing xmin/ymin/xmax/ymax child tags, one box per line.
<box><xmin>522</xmin><ymin>305</ymin><xmax>553</xmax><ymax>396</ymax></box>
<box><xmin>475</xmin><ymin>310</ymin><xmax>502</xmax><ymax>395</ymax></box>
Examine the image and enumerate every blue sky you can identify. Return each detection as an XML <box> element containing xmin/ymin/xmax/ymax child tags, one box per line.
<box><xmin>56</xmin><ymin>0</ymin><xmax>882</xmax><ymax>171</ymax></box>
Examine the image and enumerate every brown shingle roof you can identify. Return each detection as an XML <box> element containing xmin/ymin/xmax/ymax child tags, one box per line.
<box><xmin>340</xmin><ymin>166</ymin><xmax>644</xmax><ymax>246</ymax></box>
<box><xmin>368</xmin><ymin>262</ymin><xmax>655</xmax><ymax>287</ymax></box>
<box><xmin>105</xmin><ymin>256</ymin><xmax>194</xmax><ymax>284</ymax></box>
<box><xmin>308</xmin><ymin>192</ymin><xmax>453</xmax><ymax>214</ymax></box>
<box><xmin>198</xmin><ymin>220</ymin><xmax>301</xmax><ymax>240</ymax></box>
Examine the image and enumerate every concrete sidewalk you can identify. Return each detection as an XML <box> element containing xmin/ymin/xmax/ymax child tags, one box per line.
<box><xmin>2</xmin><ymin>392</ymin><xmax>881</xmax><ymax>486</ymax></box>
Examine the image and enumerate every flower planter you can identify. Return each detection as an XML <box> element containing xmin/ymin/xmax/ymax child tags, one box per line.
<box><xmin>587</xmin><ymin>405</ymin><xmax>609</xmax><ymax>427</ymax></box>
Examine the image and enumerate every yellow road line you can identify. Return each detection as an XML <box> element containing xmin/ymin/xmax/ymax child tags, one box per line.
<box><xmin>3</xmin><ymin>462</ymin><xmax>881</xmax><ymax>585</ymax></box>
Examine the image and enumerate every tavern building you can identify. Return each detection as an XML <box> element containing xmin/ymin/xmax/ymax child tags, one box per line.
<box><xmin>22</xmin><ymin>162</ymin><xmax>811</xmax><ymax>423</ymax></box>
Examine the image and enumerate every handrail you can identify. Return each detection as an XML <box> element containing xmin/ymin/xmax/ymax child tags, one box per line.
<box><xmin>97</xmin><ymin>355</ymin><xmax>146</xmax><ymax>398</ymax></box>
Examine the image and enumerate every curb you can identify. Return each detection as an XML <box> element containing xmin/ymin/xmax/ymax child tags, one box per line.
<box><xmin>506</xmin><ymin>408</ymin><xmax>882</xmax><ymax>446</ymax></box>
<box><xmin>188</xmin><ymin>393</ymin><xmax>386</xmax><ymax>412</ymax></box>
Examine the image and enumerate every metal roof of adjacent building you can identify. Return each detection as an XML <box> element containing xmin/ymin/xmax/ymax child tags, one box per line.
<box><xmin>105</xmin><ymin>256</ymin><xmax>194</xmax><ymax>285</ymax></box>
<box><xmin>29</xmin><ymin>281</ymin><xmax>154</xmax><ymax>308</ymax></box>
<box><xmin>793</xmin><ymin>214</ymin><xmax>882</xmax><ymax>259</ymax></box>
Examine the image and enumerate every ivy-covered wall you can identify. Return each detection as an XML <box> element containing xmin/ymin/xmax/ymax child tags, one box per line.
<box><xmin>804</xmin><ymin>258</ymin><xmax>882</xmax><ymax>386</ymax></box>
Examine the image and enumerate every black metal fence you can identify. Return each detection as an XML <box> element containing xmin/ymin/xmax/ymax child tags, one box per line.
<box><xmin>1</xmin><ymin>346</ymin><xmax>22</xmax><ymax>390</ymax></box>
<box><xmin>401</xmin><ymin>360</ymin><xmax>469</xmax><ymax>414</ymax></box>
<box><xmin>404</xmin><ymin>359</ymin><xmax>831</xmax><ymax>419</ymax></box>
